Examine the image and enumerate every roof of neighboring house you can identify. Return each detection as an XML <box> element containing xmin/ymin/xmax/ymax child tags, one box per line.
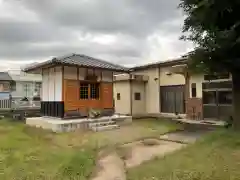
<box><xmin>8</xmin><ymin>71</ymin><xmax>42</xmax><ymax>82</ymax></box>
<box><xmin>0</xmin><ymin>72</ymin><xmax>12</xmax><ymax>81</ymax></box>
<box><xmin>130</xmin><ymin>57</ymin><xmax>187</xmax><ymax>71</ymax></box>
<box><xmin>23</xmin><ymin>53</ymin><xmax>129</xmax><ymax>72</ymax></box>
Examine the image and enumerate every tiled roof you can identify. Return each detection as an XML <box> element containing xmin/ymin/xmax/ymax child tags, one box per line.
<box><xmin>130</xmin><ymin>57</ymin><xmax>187</xmax><ymax>71</ymax></box>
<box><xmin>0</xmin><ymin>72</ymin><xmax>12</xmax><ymax>81</ymax></box>
<box><xmin>23</xmin><ymin>53</ymin><xmax>129</xmax><ymax>72</ymax></box>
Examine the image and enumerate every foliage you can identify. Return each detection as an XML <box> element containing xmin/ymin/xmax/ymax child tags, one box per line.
<box><xmin>179</xmin><ymin>0</ymin><xmax>240</xmax><ymax>73</ymax></box>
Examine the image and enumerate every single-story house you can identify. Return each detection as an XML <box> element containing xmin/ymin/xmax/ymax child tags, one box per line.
<box><xmin>23</xmin><ymin>54</ymin><xmax>128</xmax><ymax>118</ymax></box>
<box><xmin>113</xmin><ymin>57</ymin><xmax>232</xmax><ymax>120</ymax></box>
<box><xmin>0</xmin><ymin>72</ymin><xmax>12</xmax><ymax>99</ymax></box>
<box><xmin>8</xmin><ymin>70</ymin><xmax>42</xmax><ymax>99</ymax></box>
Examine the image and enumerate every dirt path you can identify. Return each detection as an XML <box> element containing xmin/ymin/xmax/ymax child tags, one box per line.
<box><xmin>124</xmin><ymin>140</ymin><xmax>185</xmax><ymax>168</ymax></box>
<box><xmin>91</xmin><ymin>129</ymin><xmax>211</xmax><ymax>180</ymax></box>
<box><xmin>92</xmin><ymin>152</ymin><xmax>126</xmax><ymax>180</ymax></box>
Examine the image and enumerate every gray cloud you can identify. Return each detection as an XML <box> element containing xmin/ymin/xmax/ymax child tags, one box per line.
<box><xmin>0</xmin><ymin>0</ymin><xmax>189</xmax><ymax>66</ymax></box>
<box><xmin>21</xmin><ymin>0</ymin><xmax>180</xmax><ymax>36</ymax></box>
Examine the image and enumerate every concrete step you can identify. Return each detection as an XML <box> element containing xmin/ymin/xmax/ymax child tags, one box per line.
<box><xmin>91</xmin><ymin>124</ymin><xmax>120</xmax><ymax>132</ymax></box>
<box><xmin>89</xmin><ymin>120</ymin><xmax>116</xmax><ymax>128</ymax></box>
<box><xmin>88</xmin><ymin>117</ymin><xmax>114</xmax><ymax>123</ymax></box>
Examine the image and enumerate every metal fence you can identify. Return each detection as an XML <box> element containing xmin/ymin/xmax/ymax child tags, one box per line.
<box><xmin>0</xmin><ymin>99</ymin><xmax>11</xmax><ymax>109</ymax></box>
<box><xmin>0</xmin><ymin>97</ymin><xmax>41</xmax><ymax>111</ymax></box>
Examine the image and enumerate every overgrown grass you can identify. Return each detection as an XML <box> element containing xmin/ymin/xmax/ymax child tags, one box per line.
<box><xmin>127</xmin><ymin>129</ymin><xmax>240</xmax><ymax>180</ymax></box>
<box><xmin>0</xmin><ymin>118</ymin><xmax>178</xmax><ymax>179</ymax></box>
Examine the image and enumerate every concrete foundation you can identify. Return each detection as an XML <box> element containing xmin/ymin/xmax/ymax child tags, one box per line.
<box><xmin>26</xmin><ymin>115</ymin><xmax>132</xmax><ymax>133</ymax></box>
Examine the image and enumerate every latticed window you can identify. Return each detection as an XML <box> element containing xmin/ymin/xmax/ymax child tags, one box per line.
<box><xmin>90</xmin><ymin>83</ymin><xmax>100</xmax><ymax>99</ymax></box>
<box><xmin>80</xmin><ymin>82</ymin><xmax>100</xmax><ymax>100</ymax></box>
<box><xmin>80</xmin><ymin>83</ymin><xmax>89</xmax><ymax>99</ymax></box>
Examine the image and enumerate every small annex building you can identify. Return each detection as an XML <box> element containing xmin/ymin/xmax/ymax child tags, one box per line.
<box><xmin>23</xmin><ymin>54</ymin><xmax>128</xmax><ymax>118</ymax></box>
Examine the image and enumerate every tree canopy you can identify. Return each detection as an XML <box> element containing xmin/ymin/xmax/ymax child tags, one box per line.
<box><xmin>180</xmin><ymin>0</ymin><xmax>240</xmax><ymax>73</ymax></box>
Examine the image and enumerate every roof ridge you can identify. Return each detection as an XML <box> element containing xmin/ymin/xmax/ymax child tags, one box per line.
<box><xmin>73</xmin><ymin>54</ymin><xmax>128</xmax><ymax>69</ymax></box>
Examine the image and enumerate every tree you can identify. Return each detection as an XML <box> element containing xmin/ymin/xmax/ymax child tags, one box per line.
<box><xmin>179</xmin><ymin>0</ymin><xmax>240</xmax><ymax>128</ymax></box>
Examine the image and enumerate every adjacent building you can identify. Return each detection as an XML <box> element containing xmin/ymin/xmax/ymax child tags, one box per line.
<box><xmin>8</xmin><ymin>70</ymin><xmax>42</xmax><ymax>99</ymax></box>
<box><xmin>0</xmin><ymin>72</ymin><xmax>13</xmax><ymax>99</ymax></box>
<box><xmin>114</xmin><ymin>58</ymin><xmax>232</xmax><ymax>120</ymax></box>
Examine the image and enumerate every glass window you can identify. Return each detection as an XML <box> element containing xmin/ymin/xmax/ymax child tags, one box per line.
<box><xmin>90</xmin><ymin>83</ymin><xmax>100</xmax><ymax>99</ymax></box>
<box><xmin>218</xmin><ymin>91</ymin><xmax>232</xmax><ymax>105</ymax></box>
<box><xmin>203</xmin><ymin>91</ymin><xmax>217</xmax><ymax>104</ymax></box>
<box><xmin>23</xmin><ymin>83</ymin><xmax>30</xmax><ymax>97</ymax></box>
<box><xmin>80</xmin><ymin>83</ymin><xmax>89</xmax><ymax>99</ymax></box>
<box><xmin>191</xmin><ymin>83</ymin><xmax>197</xmax><ymax>97</ymax></box>
<box><xmin>80</xmin><ymin>82</ymin><xmax>100</xmax><ymax>100</ymax></box>
<box><xmin>117</xmin><ymin>93</ymin><xmax>121</xmax><ymax>100</ymax></box>
<box><xmin>134</xmin><ymin>92</ymin><xmax>141</xmax><ymax>100</ymax></box>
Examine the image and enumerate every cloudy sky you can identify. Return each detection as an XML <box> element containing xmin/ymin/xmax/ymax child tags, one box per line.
<box><xmin>0</xmin><ymin>0</ymin><xmax>193</xmax><ymax>70</ymax></box>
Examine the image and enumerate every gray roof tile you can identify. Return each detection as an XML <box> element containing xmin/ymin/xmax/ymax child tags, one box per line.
<box><xmin>0</xmin><ymin>72</ymin><xmax>12</xmax><ymax>81</ymax></box>
<box><xmin>24</xmin><ymin>53</ymin><xmax>129</xmax><ymax>72</ymax></box>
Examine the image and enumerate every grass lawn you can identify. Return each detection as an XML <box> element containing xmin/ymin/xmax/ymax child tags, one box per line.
<box><xmin>0</xmin><ymin>118</ymin><xmax>179</xmax><ymax>179</ymax></box>
<box><xmin>128</xmin><ymin>129</ymin><xmax>240</xmax><ymax>180</ymax></box>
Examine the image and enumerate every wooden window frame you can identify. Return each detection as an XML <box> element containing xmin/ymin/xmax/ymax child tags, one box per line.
<box><xmin>79</xmin><ymin>81</ymin><xmax>100</xmax><ymax>100</ymax></box>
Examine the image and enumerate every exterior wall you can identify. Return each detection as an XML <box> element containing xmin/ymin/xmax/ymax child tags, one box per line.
<box><xmin>187</xmin><ymin>74</ymin><xmax>204</xmax><ymax>119</ymax></box>
<box><xmin>132</xmin><ymin>82</ymin><xmax>146</xmax><ymax>115</ymax></box>
<box><xmin>159</xmin><ymin>67</ymin><xmax>185</xmax><ymax>86</ymax></box>
<box><xmin>42</xmin><ymin>69</ymin><xmax>49</xmax><ymax>101</ymax></box>
<box><xmin>63</xmin><ymin>66</ymin><xmax>114</xmax><ymax>113</ymax></box>
<box><xmin>189</xmin><ymin>74</ymin><xmax>232</xmax><ymax>98</ymax></box>
<box><xmin>133</xmin><ymin>67</ymin><xmax>160</xmax><ymax>114</ymax></box>
<box><xmin>42</xmin><ymin>66</ymin><xmax>62</xmax><ymax>102</ymax></box>
<box><xmin>48</xmin><ymin>68</ymin><xmax>55</xmax><ymax>101</ymax></box>
<box><xmin>11</xmin><ymin>82</ymin><xmax>36</xmax><ymax>98</ymax></box>
<box><xmin>55</xmin><ymin>66</ymin><xmax>63</xmax><ymax>101</ymax></box>
<box><xmin>187</xmin><ymin>73</ymin><xmax>232</xmax><ymax>120</ymax></box>
<box><xmin>64</xmin><ymin>66</ymin><xmax>78</xmax><ymax>80</ymax></box>
<box><xmin>64</xmin><ymin>66</ymin><xmax>113</xmax><ymax>82</ymax></box>
<box><xmin>113</xmin><ymin>81</ymin><xmax>131</xmax><ymax>115</ymax></box>
<box><xmin>189</xmin><ymin>74</ymin><xmax>204</xmax><ymax>98</ymax></box>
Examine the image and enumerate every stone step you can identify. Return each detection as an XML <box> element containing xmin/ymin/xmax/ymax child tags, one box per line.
<box><xmin>89</xmin><ymin>120</ymin><xmax>116</xmax><ymax>128</ymax></box>
<box><xmin>88</xmin><ymin>117</ymin><xmax>115</xmax><ymax>123</ymax></box>
<box><xmin>91</xmin><ymin>124</ymin><xmax>120</xmax><ymax>132</ymax></box>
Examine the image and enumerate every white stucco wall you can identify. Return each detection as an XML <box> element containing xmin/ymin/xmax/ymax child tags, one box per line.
<box><xmin>42</xmin><ymin>69</ymin><xmax>49</xmax><ymax>101</ymax></box>
<box><xmin>48</xmin><ymin>68</ymin><xmax>55</xmax><ymax>101</ymax></box>
<box><xmin>54</xmin><ymin>66</ymin><xmax>62</xmax><ymax>101</ymax></box>
<box><xmin>159</xmin><ymin>67</ymin><xmax>185</xmax><ymax>86</ymax></box>
<box><xmin>133</xmin><ymin>68</ymin><xmax>160</xmax><ymax>114</ymax></box>
<box><xmin>113</xmin><ymin>81</ymin><xmax>131</xmax><ymax>115</ymax></box>
<box><xmin>189</xmin><ymin>74</ymin><xmax>204</xmax><ymax>98</ymax></box>
<box><xmin>132</xmin><ymin>82</ymin><xmax>146</xmax><ymax>115</ymax></box>
<box><xmin>42</xmin><ymin>66</ymin><xmax>62</xmax><ymax>101</ymax></box>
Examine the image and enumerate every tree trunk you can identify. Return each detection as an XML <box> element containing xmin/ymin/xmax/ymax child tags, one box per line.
<box><xmin>232</xmin><ymin>71</ymin><xmax>240</xmax><ymax>129</ymax></box>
